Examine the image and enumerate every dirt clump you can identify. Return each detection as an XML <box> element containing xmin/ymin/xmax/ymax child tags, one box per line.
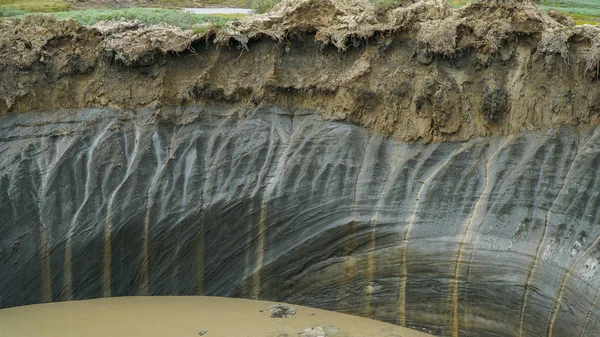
<box><xmin>299</xmin><ymin>326</ymin><xmax>327</xmax><ymax>337</ymax></box>
<box><xmin>268</xmin><ymin>304</ymin><xmax>297</xmax><ymax>318</ymax></box>
<box><xmin>416</xmin><ymin>18</ymin><xmax>465</xmax><ymax>57</ymax></box>
<box><xmin>100</xmin><ymin>23</ymin><xmax>193</xmax><ymax>66</ymax></box>
<box><xmin>538</xmin><ymin>26</ymin><xmax>573</xmax><ymax>58</ymax></box>
<box><xmin>577</xmin><ymin>25</ymin><xmax>600</xmax><ymax>78</ymax></box>
<box><xmin>482</xmin><ymin>87</ymin><xmax>509</xmax><ymax>123</ymax></box>
<box><xmin>92</xmin><ymin>19</ymin><xmax>145</xmax><ymax>35</ymax></box>
<box><xmin>0</xmin><ymin>14</ymin><xmax>82</xmax><ymax>68</ymax></box>
<box><xmin>215</xmin><ymin>0</ymin><xmax>380</xmax><ymax>49</ymax></box>
<box><xmin>0</xmin><ymin>15</ymin><xmax>97</xmax><ymax>110</ymax></box>
<box><xmin>547</xmin><ymin>8</ymin><xmax>576</xmax><ymax>27</ymax></box>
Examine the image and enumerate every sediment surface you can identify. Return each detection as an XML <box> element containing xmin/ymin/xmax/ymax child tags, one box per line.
<box><xmin>1</xmin><ymin>1</ymin><xmax>600</xmax><ymax>337</ymax></box>
<box><xmin>0</xmin><ymin>297</ymin><xmax>434</xmax><ymax>337</ymax></box>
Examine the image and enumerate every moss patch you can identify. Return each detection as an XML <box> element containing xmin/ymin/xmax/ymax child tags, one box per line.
<box><xmin>203</xmin><ymin>0</ymin><xmax>253</xmax><ymax>7</ymax></box>
<box><xmin>371</xmin><ymin>0</ymin><xmax>411</xmax><ymax>11</ymax></box>
<box><xmin>0</xmin><ymin>6</ymin><xmax>26</xmax><ymax>16</ymax></box>
<box><xmin>451</xmin><ymin>0</ymin><xmax>600</xmax><ymax>25</ymax></box>
<box><xmin>0</xmin><ymin>0</ymin><xmax>68</xmax><ymax>12</ymax></box>
<box><xmin>57</xmin><ymin>8</ymin><xmax>236</xmax><ymax>28</ymax></box>
<box><xmin>0</xmin><ymin>7</ymin><xmax>240</xmax><ymax>29</ymax></box>
<box><xmin>568</xmin><ymin>12</ymin><xmax>600</xmax><ymax>25</ymax></box>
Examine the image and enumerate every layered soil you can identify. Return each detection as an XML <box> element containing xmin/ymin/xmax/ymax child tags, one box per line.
<box><xmin>2</xmin><ymin>4</ymin><xmax>600</xmax><ymax>336</ymax></box>
<box><xmin>1</xmin><ymin>0</ymin><xmax>600</xmax><ymax>142</ymax></box>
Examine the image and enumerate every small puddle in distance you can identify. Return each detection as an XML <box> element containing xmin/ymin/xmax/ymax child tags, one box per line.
<box><xmin>182</xmin><ymin>8</ymin><xmax>253</xmax><ymax>14</ymax></box>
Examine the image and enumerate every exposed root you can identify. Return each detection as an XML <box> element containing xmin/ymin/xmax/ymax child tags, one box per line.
<box><xmin>214</xmin><ymin>0</ymin><xmax>380</xmax><ymax>50</ymax></box>
<box><xmin>584</xmin><ymin>42</ymin><xmax>600</xmax><ymax>79</ymax></box>
<box><xmin>3</xmin><ymin>0</ymin><xmax>599</xmax><ymax>68</ymax></box>
<box><xmin>538</xmin><ymin>27</ymin><xmax>573</xmax><ymax>59</ymax></box>
<box><xmin>572</xmin><ymin>25</ymin><xmax>600</xmax><ymax>78</ymax></box>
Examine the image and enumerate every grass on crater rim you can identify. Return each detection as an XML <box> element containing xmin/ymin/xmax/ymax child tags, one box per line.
<box><xmin>247</xmin><ymin>0</ymin><xmax>600</xmax><ymax>22</ymax></box>
<box><xmin>0</xmin><ymin>0</ymin><xmax>68</xmax><ymax>13</ymax></box>
<box><xmin>1</xmin><ymin>0</ymin><xmax>599</xmax><ymax>26</ymax></box>
<box><xmin>53</xmin><ymin>8</ymin><xmax>235</xmax><ymax>28</ymax></box>
<box><xmin>0</xmin><ymin>6</ymin><xmax>241</xmax><ymax>29</ymax></box>
<box><xmin>450</xmin><ymin>0</ymin><xmax>600</xmax><ymax>25</ymax></box>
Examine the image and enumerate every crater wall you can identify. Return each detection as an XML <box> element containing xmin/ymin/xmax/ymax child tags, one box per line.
<box><xmin>2</xmin><ymin>1</ymin><xmax>600</xmax><ymax>336</ymax></box>
<box><xmin>1</xmin><ymin>107</ymin><xmax>599</xmax><ymax>337</ymax></box>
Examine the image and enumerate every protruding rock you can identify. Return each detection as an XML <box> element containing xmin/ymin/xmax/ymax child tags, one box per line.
<box><xmin>268</xmin><ymin>304</ymin><xmax>297</xmax><ymax>318</ymax></box>
<box><xmin>299</xmin><ymin>326</ymin><xmax>327</xmax><ymax>337</ymax></box>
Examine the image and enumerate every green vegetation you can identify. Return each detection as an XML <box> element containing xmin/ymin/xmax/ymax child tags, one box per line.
<box><xmin>449</xmin><ymin>0</ymin><xmax>599</xmax><ymax>25</ymax></box>
<box><xmin>372</xmin><ymin>0</ymin><xmax>409</xmax><ymax>10</ymax></box>
<box><xmin>449</xmin><ymin>0</ymin><xmax>470</xmax><ymax>8</ymax></box>
<box><xmin>203</xmin><ymin>0</ymin><xmax>253</xmax><ymax>7</ymax></box>
<box><xmin>0</xmin><ymin>6</ymin><xmax>25</xmax><ymax>17</ymax></box>
<box><xmin>1</xmin><ymin>0</ymin><xmax>598</xmax><ymax>27</ymax></box>
<box><xmin>566</xmin><ymin>12</ymin><xmax>600</xmax><ymax>25</ymax></box>
<box><xmin>0</xmin><ymin>0</ymin><xmax>68</xmax><ymax>12</ymax></box>
<box><xmin>211</xmin><ymin>13</ymin><xmax>246</xmax><ymax>19</ymax></box>
<box><xmin>252</xmin><ymin>0</ymin><xmax>279</xmax><ymax>14</ymax></box>
<box><xmin>243</xmin><ymin>0</ymin><xmax>600</xmax><ymax>22</ymax></box>
<box><xmin>56</xmin><ymin>8</ymin><xmax>237</xmax><ymax>28</ymax></box>
<box><xmin>0</xmin><ymin>7</ymin><xmax>239</xmax><ymax>29</ymax></box>
<box><xmin>539</xmin><ymin>0</ymin><xmax>600</xmax><ymax>25</ymax></box>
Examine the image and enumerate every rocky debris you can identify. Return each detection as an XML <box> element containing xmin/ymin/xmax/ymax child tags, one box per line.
<box><xmin>268</xmin><ymin>304</ymin><xmax>297</xmax><ymax>318</ymax></box>
<box><xmin>482</xmin><ymin>87</ymin><xmax>509</xmax><ymax>123</ymax></box>
<box><xmin>299</xmin><ymin>326</ymin><xmax>327</xmax><ymax>337</ymax></box>
<box><xmin>299</xmin><ymin>326</ymin><xmax>349</xmax><ymax>337</ymax></box>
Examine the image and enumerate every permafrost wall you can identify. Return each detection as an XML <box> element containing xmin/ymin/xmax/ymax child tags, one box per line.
<box><xmin>2</xmin><ymin>0</ymin><xmax>600</xmax><ymax>336</ymax></box>
<box><xmin>1</xmin><ymin>107</ymin><xmax>599</xmax><ymax>337</ymax></box>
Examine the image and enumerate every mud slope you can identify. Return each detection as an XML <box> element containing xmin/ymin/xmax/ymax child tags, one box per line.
<box><xmin>1</xmin><ymin>1</ymin><xmax>600</xmax><ymax>337</ymax></box>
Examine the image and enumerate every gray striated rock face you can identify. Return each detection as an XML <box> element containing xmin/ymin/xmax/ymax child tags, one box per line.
<box><xmin>0</xmin><ymin>106</ymin><xmax>599</xmax><ymax>337</ymax></box>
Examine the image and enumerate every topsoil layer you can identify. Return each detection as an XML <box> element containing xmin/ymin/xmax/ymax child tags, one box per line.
<box><xmin>1</xmin><ymin>0</ymin><xmax>600</xmax><ymax>142</ymax></box>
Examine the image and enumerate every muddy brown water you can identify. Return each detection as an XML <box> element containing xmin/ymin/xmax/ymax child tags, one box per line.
<box><xmin>0</xmin><ymin>296</ymin><xmax>434</xmax><ymax>337</ymax></box>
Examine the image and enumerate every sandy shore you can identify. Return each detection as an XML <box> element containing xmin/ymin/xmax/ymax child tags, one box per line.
<box><xmin>0</xmin><ymin>296</ymin><xmax>434</xmax><ymax>337</ymax></box>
